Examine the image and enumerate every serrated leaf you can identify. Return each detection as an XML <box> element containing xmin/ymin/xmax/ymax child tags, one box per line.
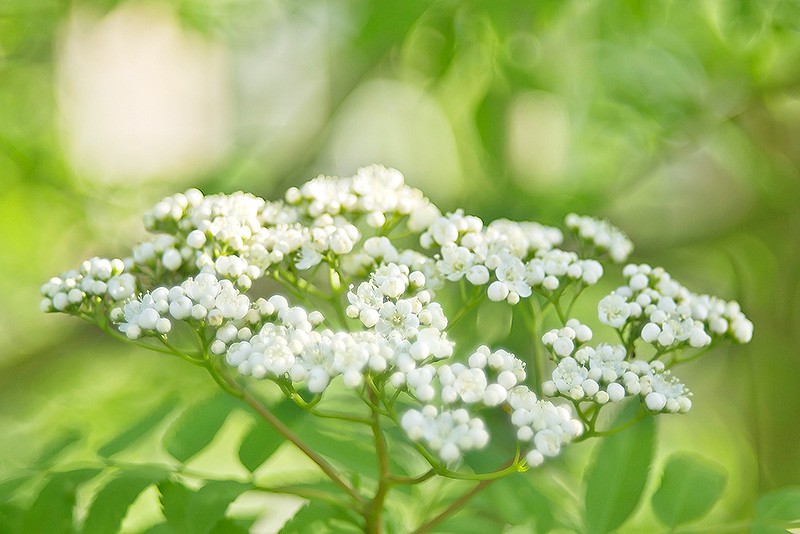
<box><xmin>34</xmin><ymin>428</ymin><xmax>81</xmax><ymax>466</ymax></box>
<box><xmin>584</xmin><ymin>402</ymin><xmax>655</xmax><ymax>534</ymax></box>
<box><xmin>158</xmin><ymin>480</ymin><xmax>193</xmax><ymax>529</ymax></box>
<box><xmin>163</xmin><ymin>394</ymin><xmax>238</xmax><ymax>463</ymax></box>
<box><xmin>98</xmin><ymin>396</ymin><xmax>179</xmax><ymax>458</ymax></box>
<box><xmin>82</xmin><ymin>468</ymin><xmax>168</xmax><ymax>534</ymax></box>
<box><xmin>651</xmin><ymin>454</ymin><xmax>726</xmax><ymax>528</ymax></box>
<box><xmin>158</xmin><ymin>479</ymin><xmax>250</xmax><ymax>534</ymax></box>
<box><xmin>185</xmin><ymin>480</ymin><xmax>250</xmax><ymax>534</ymax></box>
<box><xmin>238</xmin><ymin>399</ymin><xmax>305</xmax><ymax>473</ymax></box>
<box><xmin>21</xmin><ymin>468</ymin><xmax>101</xmax><ymax>534</ymax></box>
<box><xmin>752</xmin><ymin>486</ymin><xmax>800</xmax><ymax>533</ymax></box>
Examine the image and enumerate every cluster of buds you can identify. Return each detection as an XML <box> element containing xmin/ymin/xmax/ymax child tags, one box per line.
<box><xmin>41</xmin><ymin>165</ymin><xmax>752</xmax><ymax>471</ymax></box>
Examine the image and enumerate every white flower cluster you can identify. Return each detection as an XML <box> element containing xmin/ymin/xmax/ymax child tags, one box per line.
<box><xmin>419</xmin><ymin>210</ymin><xmax>602</xmax><ymax>305</ymax></box>
<box><xmin>205</xmin><ymin>263</ymin><xmax>451</xmax><ymax>402</ymax></box>
<box><xmin>220</xmin><ymin>301</ymin><xmax>389</xmax><ymax>392</ymax></box>
<box><xmin>542</xmin><ymin>319</ymin><xmax>594</xmax><ymax>357</ymax></box>
<box><xmin>507</xmin><ymin>386</ymin><xmax>584</xmax><ymax>467</ymax></box>
<box><xmin>401</xmin><ymin>406</ymin><xmax>489</xmax><ymax>464</ymax></box>
<box><xmin>401</xmin><ymin>346</ymin><xmax>525</xmax><ymax>407</ymax></box>
<box><xmin>399</xmin><ymin>344</ymin><xmax>582</xmax><ymax>464</ymax></box>
<box><xmin>42</xmin><ymin>165</ymin><xmax>753</xmax><ymax>478</ymax></box>
<box><xmin>139</xmin><ymin>185</ymin><xmax>363</xmax><ymax>278</ymax></box>
<box><xmin>40</xmin><ymin>257</ymin><xmax>136</xmax><ymax>313</ymax></box>
<box><xmin>111</xmin><ymin>271</ymin><xmax>256</xmax><ymax>340</ymax></box>
<box><xmin>346</xmin><ymin>263</ymin><xmax>452</xmax><ymax>362</ymax></box>
<box><xmin>542</xmin><ymin>343</ymin><xmax>692</xmax><ymax>414</ymax></box>
<box><xmin>565</xmin><ymin>213</ymin><xmax>633</xmax><ymax>263</ymax></box>
<box><xmin>285</xmin><ymin>165</ymin><xmax>441</xmax><ymax>231</ymax></box>
<box><xmin>598</xmin><ymin>264</ymin><xmax>754</xmax><ymax>347</ymax></box>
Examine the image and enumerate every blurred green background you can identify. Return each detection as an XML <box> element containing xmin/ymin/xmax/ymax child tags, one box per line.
<box><xmin>2</xmin><ymin>0</ymin><xmax>800</xmax><ymax>531</ymax></box>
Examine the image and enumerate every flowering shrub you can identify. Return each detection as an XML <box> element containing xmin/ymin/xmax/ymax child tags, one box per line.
<box><xmin>40</xmin><ymin>165</ymin><xmax>753</xmax><ymax>533</ymax></box>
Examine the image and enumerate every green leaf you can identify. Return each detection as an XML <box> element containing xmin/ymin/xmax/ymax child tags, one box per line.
<box><xmin>34</xmin><ymin>428</ymin><xmax>81</xmax><ymax>466</ymax></box>
<box><xmin>163</xmin><ymin>394</ymin><xmax>238</xmax><ymax>463</ymax></box>
<box><xmin>0</xmin><ymin>503</ymin><xmax>25</xmax><ymax>534</ymax></box>
<box><xmin>478</xmin><ymin>477</ymin><xmax>557</xmax><ymax>532</ymax></box>
<box><xmin>184</xmin><ymin>480</ymin><xmax>250</xmax><ymax>534</ymax></box>
<box><xmin>238</xmin><ymin>399</ymin><xmax>305</xmax><ymax>473</ymax></box>
<box><xmin>0</xmin><ymin>474</ymin><xmax>34</xmax><ymax>503</ymax></box>
<box><xmin>651</xmin><ymin>453</ymin><xmax>727</xmax><ymax>527</ymax></box>
<box><xmin>434</xmin><ymin>513</ymin><xmax>504</xmax><ymax>534</ymax></box>
<box><xmin>208</xmin><ymin>517</ymin><xmax>253</xmax><ymax>534</ymax></box>
<box><xmin>141</xmin><ymin>523</ymin><xmax>172</xmax><ymax>534</ymax></box>
<box><xmin>584</xmin><ymin>402</ymin><xmax>655</xmax><ymax>534</ymax></box>
<box><xmin>158</xmin><ymin>480</ymin><xmax>193</xmax><ymax>529</ymax></box>
<box><xmin>292</xmin><ymin>419</ymin><xmax>377</xmax><ymax>478</ymax></box>
<box><xmin>158</xmin><ymin>479</ymin><xmax>250</xmax><ymax>534</ymax></box>
<box><xmin>752</xmin><ymin>486</ymin><xmax>800</xmax><ymax>533</ymax></box>
<box><xmin>82</xmin><ymin>468</ymin><xmax>168</xmax><ymax>534</ymax></box>
<box><xmin>97</xmin><ymin>396</ymin><xmax>179</xmax><ymax>458</ymax></box>
<box><xmin>21</xmin><ymin>468</ymin><xmax>101</xmax><ymax>534</ymax></box>
<box><xmin>279</xmin><ymin>501</ymin><xmax>360</xmax><ymax>534</ymax></box>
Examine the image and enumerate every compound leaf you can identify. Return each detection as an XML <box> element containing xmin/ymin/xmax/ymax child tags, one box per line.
<box><xmin>83</xmin><ymin>468</ymin><xmax>168</xmax><ymax>534</ymax></box>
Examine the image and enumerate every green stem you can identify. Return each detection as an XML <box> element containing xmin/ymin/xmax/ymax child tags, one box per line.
<box><xmin>365</xmin><ymin>380</ymin><xmax>391</xmax><ymax>534</ymax></box>
<box><xmin>518</xmin><ymin>298</ymin><xmax>545</xmax><ymax>396</ymax></box>
<box><xmin>411</xmin><ymin>479</ymin><xmax>496</xmax><ymax>534</ymax></box>
<box><xmin>564</xmin><ymin>285</ymin><xmax>585</xmax><ymax>317</ymax></box>
<box><xmin>206</xmin><ymin>361</ymin><xmax>365</xmax><ymax>506</ymax></box>
<box><xmin>387</xmin><ymin>469</ymin><xmax>435</xmax><ymax>485</ymax></box>
<box><xmin>586</xmin><ymin>411</ymin><xmax>647</xmax><ymax>438</ymax></box>
<box><xmin>667</xmin><ymin>345</ymin><xmax>713</xmax><ymax>369</ymax></box>
<box><xmin>445</xmin><ymin>290</ymin><xmax>485</xmax><ymax>331</ymax></box>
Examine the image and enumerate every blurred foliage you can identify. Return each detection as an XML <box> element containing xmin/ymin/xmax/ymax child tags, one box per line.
<box><xmin>2</xmin><ymin>0</ymin><xmax>800</xmax><ymax>531</ymax></box>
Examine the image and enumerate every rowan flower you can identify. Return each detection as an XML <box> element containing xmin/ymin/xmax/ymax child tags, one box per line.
<box><xmin>41</xmin><ymin>164</ymin><xmax>753</xmax><ymax>478</ymax></box>
<box><xmin>565</xmin><ymin>213</ymin><xmax>633</xmax><ymax>263</ymax></box>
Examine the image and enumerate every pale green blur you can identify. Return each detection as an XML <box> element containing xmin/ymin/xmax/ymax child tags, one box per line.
<box><xmin>1</xmin><ymin>0</ymin><xmax>798</xmax><ymax>531</ymax></box>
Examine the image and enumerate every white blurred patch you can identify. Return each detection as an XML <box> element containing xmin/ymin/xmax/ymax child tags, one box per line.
<box><xmin>323</xmin><ymin>79</ymin><xmax>463</xmax><ymax>202</ymax></box>
<box><xmin>507</xmin><ymin>91</ymin><xmax>570</xmax><ymax>188</ymax></box>
<box><xmin>233</xmin><ymin>3</ymin><xmax>331</xmax><ymax>173</ymax></box>
<box><xmin>56</xmin><ymin>3</ymin><xmax>231</xmax><ymax>183</ymax></box>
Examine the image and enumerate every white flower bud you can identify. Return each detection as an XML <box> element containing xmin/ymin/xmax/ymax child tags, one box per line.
<box><xmin>607</xmin><ymin>383</ymin><xmax>625</xmax><ymax>402</ymax></box>
<box><xmin>542</xmin><ymin>276</ymin><xmax>559</xmax><ymax>291</ymax></box>
<box><xmin>156</xmin><ymin>318</ymin><xmax>172</xmax><ymax>334</ymax></box>
<box><xmin>163</xmin><ymin>249</ymin><xmax>183</xmax><ymax>271</ymax></box>
<box><xmin>487</xmin><ymin>281</ymin><xmax>509</xmax><ymax>302</ymax></box>
<box><xmin>641</xmin><ymin>323</ymin><xmax>660</xmax><ymax>343</ymax></box>
<box><xmin>645</xmin><ymin>392</ymin><xmax>667</xmax><ymax>411</ymax></box>
<box><xmin>466</xmin><ymin>265</ymin><xmax>490</xmax><ymax>285</ymax></box>
<box><xmin>137</xmin><ymin>308</ymin><xmax>160</xmax><ymax>330</ymax></box>
<box><xmin>360</xmin><ymin>309</ymin><xmax>380</xmax><ymax>328</ymax></box>
<box><xmin>186</xmin><ymin>230</ymin><xmax>206</xmax><ymax>249</ymax></box>
<box><xmin>409</xmin><ymin>271</ymin><xmax>425</xmax><ymax>287</ymax></box>
<box><xmin>366</xmin><ymin>211</ymin><xmax>386</xmax><ymax>228</ymax></box>
<box><xmin>308</xmin><ymin>311</ymin><xmax>324</xmax><ymax>326</ymax></box>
